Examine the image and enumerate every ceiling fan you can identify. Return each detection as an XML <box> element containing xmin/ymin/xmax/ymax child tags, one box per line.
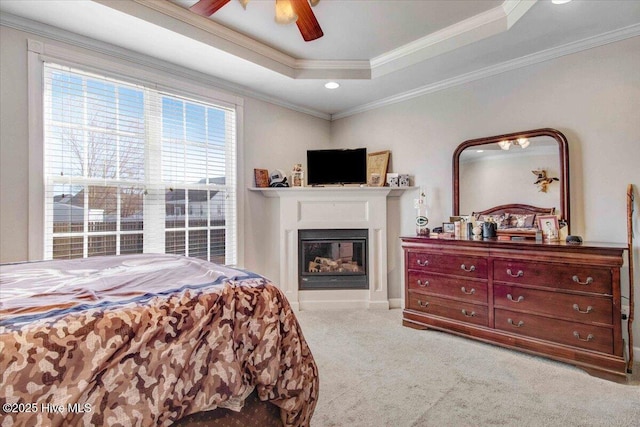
<box><xmin>189</xmin><ymin>0</ymin><xmax>324</xmax><ymax>42</ymax></box>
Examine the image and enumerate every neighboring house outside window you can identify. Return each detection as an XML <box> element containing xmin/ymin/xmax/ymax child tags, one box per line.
<box><xmin>43</xmin><ymin>63</ymin><xmax>237</xmax><ymax>265</ymax></box>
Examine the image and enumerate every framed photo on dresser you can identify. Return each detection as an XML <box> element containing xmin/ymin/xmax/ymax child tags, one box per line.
<box><xmin>537</xmin><ymin>215</ymin><xmax>559</xmax><ymax>241</ymax></box>
<box><xmin>442</xmin><ymin>222</ymin><xmax>455</xmax><ymax>234</ymax></box>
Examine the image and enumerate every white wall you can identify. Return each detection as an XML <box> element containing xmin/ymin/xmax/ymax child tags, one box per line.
<box><xmin>242</xmin><ymin>97</ymin><xmax>331</xmax><ymax>281</ymax></box>
<box><xmin>0</xmin><ymin>26</ymin><xmax>30</xmax><ymax>262</ymax></box>
<box><xmin>331</xmin><ymin>35</ymin><xmax>640</xmax><ymax>352</ymax></box>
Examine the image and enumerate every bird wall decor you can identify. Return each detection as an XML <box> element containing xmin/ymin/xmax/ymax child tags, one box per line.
<box><xmin>532</xmin><ymin>169</ymin><xmax>559</xmax><ymax>193</ymax></box>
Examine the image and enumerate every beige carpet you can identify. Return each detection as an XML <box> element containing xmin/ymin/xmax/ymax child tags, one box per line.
<box><xmin>295</xmin><ymin>309</ymin><xmax>640</xmax><ymax>427</ymax></box>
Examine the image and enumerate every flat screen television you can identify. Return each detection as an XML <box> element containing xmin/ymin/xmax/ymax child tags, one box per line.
<box><xmin>307</xmin><ymin>148</ymin><xmax>367</xmax><ymax>186</ymax></box>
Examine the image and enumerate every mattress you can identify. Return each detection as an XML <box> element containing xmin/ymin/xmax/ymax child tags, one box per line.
<box><xmin>0</xmin><ymin>254</ymin><xmax>318</xmax><ymax>427</ymax></box>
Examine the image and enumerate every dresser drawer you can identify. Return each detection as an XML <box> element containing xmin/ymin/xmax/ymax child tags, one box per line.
<box><xmin>408</xmin><ymin>252</ymin><xmax>487</xmax><ymax>279</ymax></box>
<box><xmin>494</xmin><ymin>285</ymin><xmax>613</xmax><ymax>325</ymax></box>
<box><xmin>407</xmin><ymin>292</ymin><xmax>488</xmax><ymax>327</ymax></box>
<box><xmin>493</xmin><ymin>260</ymin><xmax>612</xmax><ymax>295</ymax></box>
<box><xmin>495</xmin><ymin>309</ymin><xmax>613</xmax><ymax>354</ymax></box>
<box><xmin>408</xmin><ymin>271</ymin><xmax>487</xmax><ymax>304</ymax></box>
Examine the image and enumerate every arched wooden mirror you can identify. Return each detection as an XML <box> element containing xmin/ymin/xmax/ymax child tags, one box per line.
<box><xmin>453</xmin><ymin>128</ymin><xmax>570</xmax><ymax>233</ymax></box>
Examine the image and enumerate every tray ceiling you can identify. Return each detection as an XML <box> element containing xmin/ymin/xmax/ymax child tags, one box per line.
<box><xmin>1</xmin><ymin>0</ymin><xmax>639</xmax><ymax>119</ymax></box>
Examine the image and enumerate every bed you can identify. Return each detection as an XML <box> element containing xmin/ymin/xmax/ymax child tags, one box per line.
<box><xmin>0</xmin><ymin>254</ymin><xmax>318</xmax><ymax>427</ymax></box>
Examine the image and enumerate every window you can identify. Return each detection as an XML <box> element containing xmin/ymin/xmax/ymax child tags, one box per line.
<box><xmin>43</xmin><ymin>63</ymin><xmax>237</xmax><ymax>264</ymax></box>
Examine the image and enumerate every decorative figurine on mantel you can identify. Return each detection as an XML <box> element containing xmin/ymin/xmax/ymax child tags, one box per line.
<box><xmin>414</xmin><ymin>188</ymin><xmax>429</xmax><ymax>236</ymax></box>
<box><xmin>291</xmin><ymin>163</ymin><xmax>304</xmax><ymax>187</ymax></box>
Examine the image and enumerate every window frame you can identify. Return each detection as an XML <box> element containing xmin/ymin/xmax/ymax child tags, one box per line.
<box><xmin>27</xmin><ymin>39</ymin><xmax>245</xmax><ymax>265</ymax></box>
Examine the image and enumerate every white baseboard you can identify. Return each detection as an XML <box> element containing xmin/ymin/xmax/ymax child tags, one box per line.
<box><xmin>299</xmin><ymin>300</ymin><xmax>372</xmax><ymax>310</ymax></box>
<box><xmin>388</xmin><ymin>298</ymin><xmax>403</xmax><ymax>309</ymax></box>
<box><xmin>298</xmin><ymin>298</ymin><xmax>402</xmax><ymax>310</ymax></box>
<box><xmin>298</xmin><ymin>298</ymin><xmax>399</xmax><ymax>310</ymax></box>
<box><xmin>369</xmin><ymin>300</ymin><xmax>391</xmax><ymax>310</ymax></box>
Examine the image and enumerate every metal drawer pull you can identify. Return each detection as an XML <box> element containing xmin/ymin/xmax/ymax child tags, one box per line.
<box><xmin>507</xmin><ymin>294</ymin><xmax>524</xmax><ymax>303</ymax></box>
<box><xmin>417</xmin><ymin>280</ymin><xmax>429</xmax><ymax>287</ymax></box>
<box><xmin>461</xmin><ymin>309</ymin><xmax>476</xmax><ymax>317</ymax></box>
<box><xmin>417</xmin><ymin>300</ymin><xmax>429</xmax><ymax>308</ymax></box>
<box><xmin>460</xmin><ymin>264</ymin><xmax>476</xmax><ymax>272</ymax></box>
<box><xmin>461</xmin><ymin>287</ymin><xmax>475</xmax><ymax>295</ymax></box>
<box><xmin>572</xmin><ymin>304</ymin><xmax>593</xmax><ymax>314</ymax></box>
<box><xmin>572</xmin><ymin>275</ymin><xmax>593</xmax><ymax>285</ymax></box>
<box><xmin>507</xmin><ymin>318</ymin><xmax>524</xmax><ymax>328</ymax></box>
<box><xmin>416</xmin><ymin>259</ymin><xmax>429</xmax><ymax>267</ymax></box>
<box><xmin>573</xmin><ymin>331</ymin><xmax>594</xmax><ymax>342</ymax></box>
<box><xmin>506</xmin><ymin>269</ymin><xmax>524</xmax><ymax>278</ymax></box>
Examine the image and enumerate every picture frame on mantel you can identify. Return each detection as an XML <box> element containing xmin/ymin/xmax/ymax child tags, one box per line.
<box><xmin>367</xmin><ymin>150</ymin><xmax>390</xmax><ymax>187</ymax></box>
<box><xmin>254</xmin><ymin>168</ymin><xmax>270</xmax><ymax>188</ymax></box>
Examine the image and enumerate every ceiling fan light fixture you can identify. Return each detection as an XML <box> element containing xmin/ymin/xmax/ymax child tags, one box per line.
<box><xmin>309</xmin><ymin>0</ymin><xmax>320</xmax><ymax>6</ymax></box>
<box><xmin>275</xmin><ymin>0</ymin><xmax>298</xmax><ymax>25</ymax></box>
<box><xmin>517</xmin><ymin>138</ymin><xmax>530</xmax><ymax>149</ymax></box>
<box><xmin>238</xmin><ymin>0</ymin><xmax>250</xmax><ymax>9</ymax></box>
<box><xmin>324</xmin><ymin>81</ymin><xmax>340</xmax><ymax>89</ymax></box>
<box><xmin>498</xmin><ymin>140</ymin><xmax>511</xmax><ymax>150</ymax></box>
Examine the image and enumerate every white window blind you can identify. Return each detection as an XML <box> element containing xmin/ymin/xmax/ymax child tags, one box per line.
<box><xmin>43</xmin><ymin>63</ymin><xmax>237</xmax><ymax>265</ymax></box>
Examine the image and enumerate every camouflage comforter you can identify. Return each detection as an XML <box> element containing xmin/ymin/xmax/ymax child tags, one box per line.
<box><xmin>0</xmin><ymin>254</ymin><xmax>318</xmax><ymax>427</ymax></box>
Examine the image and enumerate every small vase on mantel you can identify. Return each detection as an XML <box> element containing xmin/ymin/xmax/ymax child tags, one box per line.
<box><xmin>414</xmin><ymin>188</ymin><xmax>429</xmax><ymax>236</ymax></box>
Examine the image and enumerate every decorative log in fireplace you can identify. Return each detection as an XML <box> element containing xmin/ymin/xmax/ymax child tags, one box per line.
<box><xmin>298</xmin><ymin>229</ymin><xmax>368</xmax><ymax>290</ymax></box>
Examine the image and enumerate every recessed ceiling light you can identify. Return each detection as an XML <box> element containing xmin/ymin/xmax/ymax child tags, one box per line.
<box><xmin>552</xmin><ymin>0</ymin><xmax>572</xmax><ymax>4</ymax></box>
<box><xmin>324</xmin><ymin>82</ymin><xmax>340</xmax><ymax>89</ymax></box>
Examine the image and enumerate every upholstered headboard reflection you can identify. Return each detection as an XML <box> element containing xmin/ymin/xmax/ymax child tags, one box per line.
<box><xmin>472</xmin><ymin>203</ymin><xmax>555</xmax><ymax>234</ymax></box>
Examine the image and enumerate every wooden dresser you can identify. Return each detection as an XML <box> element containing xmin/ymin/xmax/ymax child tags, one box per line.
<box><xmin>401</xmin><ymin>236</ymin><xmax>628</xmax><ymax>382</ymax></box>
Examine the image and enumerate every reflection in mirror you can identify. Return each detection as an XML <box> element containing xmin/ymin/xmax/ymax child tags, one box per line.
<box><xmin>459</xmin><ymin>137</ymin><xmax>559</xmax><ymax>213</ymax></box>
<box><xmin>453</xmin><ymin>128</ymin><xmax>569</xmax><ymax>230</ymax></box>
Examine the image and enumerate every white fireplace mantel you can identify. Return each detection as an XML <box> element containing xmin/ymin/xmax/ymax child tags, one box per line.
<box><xmin>250</xmin><ymin>186</ymin><xmax>413</xmax><ymax>310</ymax></box>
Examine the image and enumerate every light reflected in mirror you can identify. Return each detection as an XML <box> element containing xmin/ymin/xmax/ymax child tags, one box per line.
<box><xmin>453</xmin><ymin>128</ymin><xmax>569</xmax><ymax>229</ymax></box>
<box><xmin>459</xmin><ymin>137</ymin><xmax>559</xmax><ymax>214</ymax></box>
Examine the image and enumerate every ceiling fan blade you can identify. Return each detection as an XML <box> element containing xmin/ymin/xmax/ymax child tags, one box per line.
<box><xmin>291</xmin><ymin>0</ymin><xmax>324</xmax><ymax>41</ymax></box>
<box><xmin>189</xmin><ymin>0</ymin><xmax>231</xmax><ymax>16</ymax></box>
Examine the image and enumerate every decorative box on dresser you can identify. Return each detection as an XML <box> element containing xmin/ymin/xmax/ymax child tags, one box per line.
<box><xmin>401</xmin><ymin>236</ymin><xmax>628</xmax><ymax>382</ymax></box>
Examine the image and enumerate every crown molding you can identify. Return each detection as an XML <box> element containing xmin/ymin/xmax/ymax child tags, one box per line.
<box><xmin>129</xmin><ymin>0</ymin><xmax>296</xmax><ymax>67</ymax></box>
<box><xmin>502</xmin><ymin>0</ymin><xmax>536</xmax><ymax>27</ymax></box>
<box><xmin>105</xmin><ymin>0</ymin><xmax>372</xmax><ymax>79</ymax></box>
<box><xmin>370</xmin><ymin>0</ymin><xmax>536</xmax><ymax>77</ymax></box>
<box><xmin>294</xmin><ymin>60</ymin><xmax>370</xmax><ymax>70</ymax></box>
<box><xmin>125</xmin><ymin>0</ymin><xmax>537</xmax><ymax>81</ymax></box>
<box><xmin>331</xmin><ymin>24</ymin><xmax>640</xmax><ymax>120</ymax></box>
<box><xmin>0</xmin><ymin>11</ymin><xmax>332</xmax><ymax>120</ymax></box>
<box><xmin>293</xmin><ymin>59</ymin><xmax>371</xmax><ymax>79</ymax></box>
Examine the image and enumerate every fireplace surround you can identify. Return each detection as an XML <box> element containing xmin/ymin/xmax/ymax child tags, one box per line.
<box><xmin>250</xmin><ymin>186</ymin><xmax>410</xmax><ymax>310</ymax></box>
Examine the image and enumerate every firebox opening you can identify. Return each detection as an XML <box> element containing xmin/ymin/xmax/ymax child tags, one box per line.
<box><xmin>299</xmin><ymin>229</ymin><xmax>368</xmax><ymax>290</ymax></box>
